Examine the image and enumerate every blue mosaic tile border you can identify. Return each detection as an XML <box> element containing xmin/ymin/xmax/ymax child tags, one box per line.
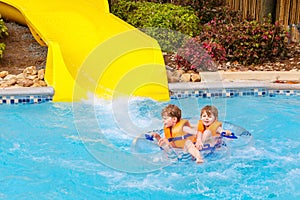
<box><xmin>0</xmin><ymin>95</ymin><xmax>53</xmax><ymax>105</ymax></box>
<box><xmin>0</xmin><ymin>88</ymin><xmax>299</xmax><ymax>104</ymax></box>
<box><xmin>170</xmin><ymin>88</ymin><xmax>300</xmax><ymax>99</ymax></box>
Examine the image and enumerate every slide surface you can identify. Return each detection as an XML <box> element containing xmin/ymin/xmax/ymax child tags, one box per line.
<box><xmin>0</xmin><ymin>0</ymin><xmax>169</xmax><ymax>101</ymax></box>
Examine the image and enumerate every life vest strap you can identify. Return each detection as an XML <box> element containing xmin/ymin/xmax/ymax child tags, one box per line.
<box><xmin>168</xmin><ymin>133</ymin><xmax>194</xmax><ymax>142</ymax></box>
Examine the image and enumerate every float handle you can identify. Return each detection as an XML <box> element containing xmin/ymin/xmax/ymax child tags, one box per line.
<box><xmin>145</xmin><ymin>133</ymin><xmax>154</xmax><ymax>141</ymax></box>
<box><xmin>221</xmin><ymin>132</ymin><xmax>238</xmax><ymax>139</ymax></box>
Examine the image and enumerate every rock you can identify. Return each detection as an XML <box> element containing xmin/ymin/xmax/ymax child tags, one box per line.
<box><xmin>0</xmin><ymin>71</ymin><xmax>8</xmax><ymax>78</ymax></box>
<box><xmin>9</xmin><ymin>85</ymin><xmax>22</xmax><ymax>89</ymax></box>
<box><xmin>172</xmin><ymin>69</ymin><xmax>185</xmax><ymax>78</ymax></box>
<box><xmin>16</xmin><ymin>73</ymin><xmax>25</xmax><ymax>79</ymax></box>
<box><xmin>25</xmin><ymin>75</ymin><xmax>37</xmax><ymax>80</ymax></box>
<box><xmin>167</xmin><ymin>70</ymin><xmax>179</xmax><ymax>83</ymax></box>
<box><xmin>191</xmin><ymin>73</ymin><xmax>201</xmax><ymax>82</ymax></box>
<box><xmin>17</xmin><ymin>78</ymin><xmax>34</xmax><ymax>87</ymax></box>
<box><xmin>5</xmin><ymin>77</ymin><xmax>17</xmax><ymax>86</ymax></box>
<box><xmin>3</xmin><ymin>74</ymin><xmax>17</xmax><ymax>80</ymax></box>
<box><xmin>33</xmin><ymin>79</ymin><xmax>47</xmax><ymax>87</ymax></box>
<box><xmin>168</xmin><ymin>76</ymin><xmax>180</xmax><ymax>83</ymax></box>
<box><xmin>180</xmin><ymin>73</ymin><xmax>191</xmax><ymax>82</ymax></box>
<box><xmin>23</xmin><ymin>66</ymin><xmax>37</xmax><ymax>75</ymax></box>
<box><xmin>38</xmin><ymin>69</ymin><xmax>45</xmax><ymax>80</ymax></box>
<box><xmin>0</xmin><ymin>83</ymin><xmax>10</xmax><ymax>88</ymax></box>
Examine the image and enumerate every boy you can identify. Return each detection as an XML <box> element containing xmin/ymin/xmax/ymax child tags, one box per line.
<box><xmin>152</xmin><ymin>104</ymin><xmax>203</xmax><ymax>163</ymax></box>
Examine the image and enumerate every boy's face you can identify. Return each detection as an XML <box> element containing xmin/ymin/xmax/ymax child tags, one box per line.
<box><xmin>162</xmin><ymin>114</ymin><xmax>177</xmax><ymax>128</ymax></box>
<box><xmin>201</xmin><ymin>111</ymin><xmax>216</xmax><ymax>127</ymax></box>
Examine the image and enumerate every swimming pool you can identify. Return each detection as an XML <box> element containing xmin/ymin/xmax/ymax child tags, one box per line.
<box><xmin>1</xmin><ymin>94</ymin><xmax>299</xmax><ymax>199</ymax></box>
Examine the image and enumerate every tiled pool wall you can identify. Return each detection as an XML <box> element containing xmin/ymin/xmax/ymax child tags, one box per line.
<box><xmin>170</xmin><ymin>88</ymin><xmax>300</xmax><ymax>99</ymax></box>
<box><xmin>0</xmin><ymin>95</ymin><xmax>52</xmax><ymax>104</ymax></box>
<box><xmin>0</xmin><ymin>87</ymin><xmax>54</xmax><ymax>105</ymax></box>
<box><xmin>0</xmin><ymin>87</ymin><xmax>299</xmax><ymax>105</ymax></box>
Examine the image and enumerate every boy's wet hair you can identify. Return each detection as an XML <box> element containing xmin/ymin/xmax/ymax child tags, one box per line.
<box><xmin>201</xmin><ymin>105</ymin><xmax>218</xmax><ymax>118</ymax></box>
<box><xmin>161</xmin><ymin>104</ymin><xmax>181</xmax><ymax>121</ymax></box>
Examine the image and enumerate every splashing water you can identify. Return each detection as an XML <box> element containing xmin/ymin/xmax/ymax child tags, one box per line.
<box><xmin>0</xmin><ymin>95</ymin><xmax>299</xmax><ymax>199</ymax></box>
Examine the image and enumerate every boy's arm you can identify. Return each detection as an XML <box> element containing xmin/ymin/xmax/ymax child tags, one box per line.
<box><xmin>182</xmin><ymin>125</ymin><xmax>205</xmax><ymax>150</ymax></box>
<box><xmin>182</xmin><ymin>126</ymin><xmax>197</xmax><ymax>135</ymax></box>
<box><xmin>151</xmin><ymin>132</ymin><xmax>171</xmax><ymax>147</ymax></box>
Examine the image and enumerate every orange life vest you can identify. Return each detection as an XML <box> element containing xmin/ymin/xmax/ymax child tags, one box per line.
<box><xmin>197</xmin><ymin>120</ymin><xmax>222</xmax><ymax>136</ymax></box>
<box><xmin>164</xmin><ymin>119</ymin><xmax>196</xmax><ymax>148</ymax></box>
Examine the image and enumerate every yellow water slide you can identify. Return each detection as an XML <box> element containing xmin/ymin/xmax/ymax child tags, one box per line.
<box><xmin>0</xmin><ymin>0</ymin><xmax>169</xmax><ymax>101</ymax></box>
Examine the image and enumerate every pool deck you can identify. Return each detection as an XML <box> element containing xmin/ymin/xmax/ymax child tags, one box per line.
<box><xmin>0</xmin><ymin>71</ymin><xmax>299</xmax><ymax>104</ymax></box>
<box><xmin>170</xmin><ymin>71</ymin><xmax>300</xmax><ymax>90</ymax></box>
<box><xmin>0</xmin><ymin>86</ymin><xmax>54</xmax><ymax>96</ymax></box>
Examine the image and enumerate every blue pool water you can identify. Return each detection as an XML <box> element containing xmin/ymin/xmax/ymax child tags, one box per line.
<box><xmin>1</xmin><ymin>95</ymin><xmax>299</xmax><ymax>199</ymax></box>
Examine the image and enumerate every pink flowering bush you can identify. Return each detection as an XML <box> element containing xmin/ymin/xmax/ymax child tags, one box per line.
<box><xmin>175</xmin><ymin>14</ymin><xmax>288</xmax><ymax>71</ymax></box>
<box><xmin>199</xmin><ymin>15</ymin><xmax>288</xmax><ymax>65</ymax></box>
<box><xmin>175</xmin><ymin>37</ymin><xmax>226</xmax><ymax>71</ymax></box>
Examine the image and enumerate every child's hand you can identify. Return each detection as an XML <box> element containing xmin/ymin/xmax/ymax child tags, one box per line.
<box><xmin>151</xmin><ymin>132</ymin><xmax>161</xmax><ymax>141</ymax></box>
<box><xmin>151</xmin><ymin>133</ymin><xmax>170</xmax><ymax>147</ymax></box>
<box><xmin>224</xmin><ymin>130</ymin><xmax>232</xmax><ymax>136</ymax></box>
<box><xmin>195</xmin><ymin>139</ymin><xmax>203</xmax><ymax>150</ymax></box>
<box><xmin>158</xmin><ymin>138</ymin><xmax>169</xmax><ymax>147</ymax></box>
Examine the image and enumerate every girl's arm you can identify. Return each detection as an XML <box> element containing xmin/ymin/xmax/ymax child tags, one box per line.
<box><xmin>195</xmin><ymin>131</ymin><xmax>204</xmax><ymax>150</ymax></box>
<box><xmin>183</xmin><ymin>125</ymin><xmax>205</xmax><ymax>150</ymax></box>
<box><xmin>216</xmin><ymin>127</ymin><xmax>232</xmax><ymax>136</ymax></box>
<box><xmin>201</xmin><ymin>129</ymin><xmax>212</xmax><ymax>144</ymax></box>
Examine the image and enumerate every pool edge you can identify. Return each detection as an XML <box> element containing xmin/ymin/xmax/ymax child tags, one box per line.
<box><xmin>0</xmin><ymin>86</ymin><xmax>54</xmax><ymax>96</ymax></box>
<box><xmin>0</xmin><ymin>70</ymin><xmax>300</xmax><ymax>104</ymax></box>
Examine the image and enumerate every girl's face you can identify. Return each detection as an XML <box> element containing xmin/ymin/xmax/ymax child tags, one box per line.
<box><xmin>162</xmin><ymin>115</ymin><xmax>177</xmax><ymax>128</ymax></box>
<box><xmin>201</xmin><ymin>111</ymin><xmax>216</xmax><ymax>127</ymax></box>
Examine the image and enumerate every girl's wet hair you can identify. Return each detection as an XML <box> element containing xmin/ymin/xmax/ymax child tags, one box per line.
<box><xmin>161</xmin><ymin>104</ymin><xmax>181</xmax><ymax>121</ymax></box>
<box><xmin>201</xmin><ymin>105</ymin><xmax>218</xmax><ymax>118</ymax></box>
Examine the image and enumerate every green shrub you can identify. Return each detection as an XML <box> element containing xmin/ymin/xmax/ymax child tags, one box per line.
<box><xmin>111</xmin><ymin>0</ymin><xmax>200</xmax><ymax>51</ymax></box>
<box><xmin>0</xmin><ymin>17</ymin><xmax>8</xmax><ymax>58</ymax></box>
<box><xmin>123</xmin><ymin>0</ymin><xmax>226</xmax><ymax>24</ymax></box>
<box><xmin>0</xmin><ymin>43</ymin><xmax>5</xmax><ymax>58</ymax></box>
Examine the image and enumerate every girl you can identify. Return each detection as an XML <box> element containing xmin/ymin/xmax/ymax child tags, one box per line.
<box><xmin>196</xmin><ymin>105</ymin><xmax>231</xmax><ymax>150</ymax></box>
